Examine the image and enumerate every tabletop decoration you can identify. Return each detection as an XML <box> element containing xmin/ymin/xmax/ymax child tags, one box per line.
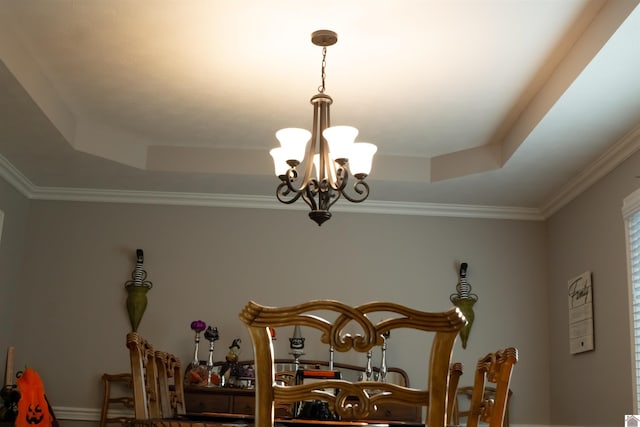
<box><xmin>240</xmin><ymin>364</ymin><xmax>256</xmax><ymax>389</ymax></box>
<box><xmin>204</xmin><ymin>326</ymin><xmax>220</xmax><ymax>386</ymax></box>
<box><xmin>328</xmin><ymin>345</ymin><xmax>335</xmax><ymax>370</ymax></box>
<box><xmin>379</xmin><ymin>330</ymin><xmax>390</xmax><ymax>382</ymax></box>
<box><xmin>450</xmin><ymin>262</ymin><xmax>477</xmax><ymax>349</ymax></box>
<box><xmin>289</xmin><ymin>325</ymin><xmax>305</xmax><ymax>372</ymax></box>
<box><xmin>185</xmin><ymin>320</ymin><xmax>209</xmax><ymax>386</ymax></box>
<box><xmin>220</xmin><ymin>339</ymin><xmax>242</xmax><ymax>387</ymax></box>
<box><xmin>365</xmin><ymin>350</ymin><xmax>373</xmax><ymax>381</ymax></box>
<box><xmin>124</xmin><ymin>249</ymin><xmax>153</xmax><ymax>332</ymax></box>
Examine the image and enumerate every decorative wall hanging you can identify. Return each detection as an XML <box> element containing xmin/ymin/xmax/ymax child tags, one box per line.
<box><xmin>450</xmin><ymin>262</ymin><xmax>477</xmax><ymax>349</ymax></box>
<box><xmin>567</xmin><ymin>271</ymin><xmax>594</xmax><ymax>354</ymax></box>
<box><xmin>124</xmin><ymin>249</ymin><xmax>153</xmax><ymax>332</ymax></box>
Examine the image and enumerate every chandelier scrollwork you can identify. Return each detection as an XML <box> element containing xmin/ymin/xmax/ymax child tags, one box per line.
<box><xmin>269</xmin><ymin>30</ymin><xmax>377</xmax><ymax>226</ymax></box>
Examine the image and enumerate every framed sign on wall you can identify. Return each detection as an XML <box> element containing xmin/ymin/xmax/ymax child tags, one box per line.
<box><xmin>567</xmin><ymin>271</ymin><xmax>594</xmax><ymax>354</ymax></box>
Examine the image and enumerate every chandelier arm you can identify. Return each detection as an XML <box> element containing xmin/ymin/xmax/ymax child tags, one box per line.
<box><xmin>305</xmin><ymin>180</ymin><xmax>322</xmax><ymax>210</ymax></box>
<box><xmin>340</xmin><ymin>179</ymin><xmax>371</xmax><ymax>203</ymax></box>
<box><xmin>319</xmin><ymin>168</ymin><xmax>342</xmax><ymax>211</ymax></box>
<box><xmin>325</xmin><ymin>188</ymin><xmax>342</xmax><ymax>210</ymax></box>
<box><xmin>275</xmin><ymin>181</ymin><xmax>303</xmax><ymax>204</ymax></box>
<box><xmin>283</xmin><ymin>166</ymin><xmax>314</xmax><ymax>194</ymax></box>
<box><xmin>314</xmin><ymin>101</ymin><xmax>329</xmax><ymax>189</ymax></box>
<box><xmin>316</xmin><ymin>97</ymin><xmax>340</xmax><ymax>190</ymax></box>
<box><xmin>304</xmin><ymin>97</ymin><xmax>322</xmax><ymax>181</ymax></box>
<box><xmin>316</xmin><ymin>182</ymin><xmax>330</xmax><ymax>210</ymax></box>
<box><xmin>331</xmin><ymin>165</ymin><xmax>348</xmax><ymax>192</ymax></box>
<box><xmin>316</xmin><ymin>188</ymin><xmax>327</xmax><ymax>211</ymax></box>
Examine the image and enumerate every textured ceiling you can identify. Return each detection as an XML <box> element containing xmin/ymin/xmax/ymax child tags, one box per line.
<box><xmin>0</xmin><ymin>0</ymin><xmax>639</xmax><ymax>220</ymax></box>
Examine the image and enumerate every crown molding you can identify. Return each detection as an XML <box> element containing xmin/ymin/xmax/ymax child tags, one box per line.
<box><xmin>3</xmin><ymin>129</ymin><xmax>639</xmax><ymax>223</ymax></box>
<box><xmin>28</xmin><ymin>185</ymin><xmax>545</xmax><ymax>221</ymax></box>
<box><xmin>0</xmin><ymin>155</ymin><xmax>35</xmax><ymax>197</ymax></box>
<box><xmin>540</xmin><ymin>123</ymin><xmax>640</xmax><ymax>218</ymax></box>
<box><xmin>0</xmin><ymin>160</ymin><xmax>543</xmax><ymax>220</ymax></box>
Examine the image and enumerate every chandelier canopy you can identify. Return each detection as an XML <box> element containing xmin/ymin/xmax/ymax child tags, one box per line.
<box><xmin>269</xmin><ymin>30</ymin><xmax>377</xmax><ymax>226</ymax></box>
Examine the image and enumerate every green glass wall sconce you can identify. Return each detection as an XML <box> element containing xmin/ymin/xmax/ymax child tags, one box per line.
<box><xmin>450</xmin><ymin>262</ymin><xmax>477</xmax><ymax>349</ymax></box>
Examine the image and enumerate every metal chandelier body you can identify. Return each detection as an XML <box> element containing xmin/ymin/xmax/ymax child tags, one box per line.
<box><xmin>269</xmin><ymin>30</ymin><xmax>377</xmax><ymax>226</ymax></box>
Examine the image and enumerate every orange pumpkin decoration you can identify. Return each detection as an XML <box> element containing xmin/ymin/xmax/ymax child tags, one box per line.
<box><xmin>16</xmin><ymin>368</ymin><xmax>54</xmax><ymax>427</ymax></box>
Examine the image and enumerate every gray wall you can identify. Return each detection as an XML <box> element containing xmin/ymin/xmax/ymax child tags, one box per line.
<box><xmin>547</xmin><ymin>149</ymin><xmax>640</xmax><ymax>426</ymax></box>
<box><xmin>0</xmin><ymin>176</ymin><xmax>30</xmax><ymax>359</ymax></box>
<box><xmin>2</xmin><ymin>145</ymin><xmax>639</xmax><ymax>426</ymax></box>
<box><xmin>0</xmin><ymin>196</ymin><xmax>549</xmax><ymax>424</ymax></box>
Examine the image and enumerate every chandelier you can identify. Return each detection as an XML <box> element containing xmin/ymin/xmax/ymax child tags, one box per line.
<box><xmin>269</xmin><ymin>30</ymin><xmax>377</xmax><ymax>226</ymax></box>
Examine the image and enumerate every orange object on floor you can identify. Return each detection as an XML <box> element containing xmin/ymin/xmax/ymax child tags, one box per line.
<box><xmin>15</xmin><ymin>368</ymin><xmax>55</xmax><ymax>427</ymax></box>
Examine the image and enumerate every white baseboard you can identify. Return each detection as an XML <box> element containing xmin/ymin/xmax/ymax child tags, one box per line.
<box><xmin>54</xmin><ymin>406</ymin><xmax>131</xmax><ymax>421</ymax></box>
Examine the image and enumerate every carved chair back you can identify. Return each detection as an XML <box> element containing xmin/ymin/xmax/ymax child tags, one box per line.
<box><xmin>126</xmin><ymin>332</ymin><xmax>161</xmax><ymax>420</ymax></box>
<box><xmin>239</xmin><ymin>299</ymin><xmax>467</xmax><ymax>427</ymax></box>
<box><xmin>155</xmin><ymin>350</ymin><xmax>187</xmax><ymax>417</ymax></box>
<box><xmin>454</xmin><ymin>385</ymin><xmax>513</xmax><ymax>427</ymax></box>
<box><xmin>465</xmin><ymin>347</ymin><xmax>518</xmax><ymax>427</ymax></box>
<box><xmin>128</xmin><ymin>332</ymin><xmax>244</xmax><ymax>427</ymax></box>
<box><xmin>447</xmin><ymin>362</ymin><xmax>464</xmax><ymax>423</ymax></box>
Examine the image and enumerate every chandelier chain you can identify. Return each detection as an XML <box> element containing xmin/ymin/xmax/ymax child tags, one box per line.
<box><xmin>319</xmin><ymin>46</ymin><xmax>327</xmax><ymax>94</ymax></box>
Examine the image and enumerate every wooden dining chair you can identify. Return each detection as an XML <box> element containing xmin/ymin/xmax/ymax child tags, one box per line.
<box><xmin>127</xmin><ymin>332</ymin><xmax>230</xmax><ymax>427</ymax></box>
<box><xmin>127</xmin><ymin>332</ymin><xmax>162</xmax><ymax>420</ymax></box>
<box><xmin>464</xmin><ymin>347</ymin><xmax>518</xmax><ymax>427</ymax></box>
<box><xmin>155</xmin><ymin>351</ymin><xmax>187</xmax><ymax>418</ymax></box>
<box><xmin>99</xmin><ymin>373</ymin><xmax>134</xmax><ymax>427</ymax></box>
<box><xmin>453</xmin><ymin>385</ymin><xmax>513</xmax><ymax>427</ymax></box>
<box><xmin>446</xmin><ymin>362</ymin><xmax>464</xmax><ymax>423</ymax></box>
<box><xmin>239</xmin><ymin>299</ymin><xmax>467</xmax><ymax>427</ymax></box>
